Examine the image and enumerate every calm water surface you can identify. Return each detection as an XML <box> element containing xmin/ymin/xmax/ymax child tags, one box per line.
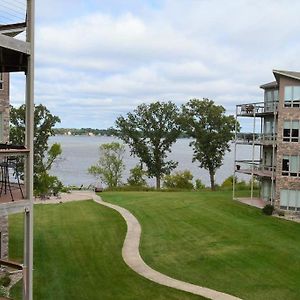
<box><xmin>49</xmin><ymin>135</ymin><xmax>258</xmax><ymax>187</ymax></box>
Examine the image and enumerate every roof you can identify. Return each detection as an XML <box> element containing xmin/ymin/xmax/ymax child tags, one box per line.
<box><xmin>0</xmin><ymin>22</ymin><xmax>26</xmax><ymax>37</ymax></box>
<box><xmin>273</xmin><ymin>69</ymin><xmax>300</xmax><ymax>82</ymax></box>
<box><xmin>260</xmin><ymin>70</ymin><xmax>300</xmax><ymax>89</ymax></box>
<box><xmin>260</xmin><ymin>81</ymin><xmax>278</xmax><ymax>89</ymax></box>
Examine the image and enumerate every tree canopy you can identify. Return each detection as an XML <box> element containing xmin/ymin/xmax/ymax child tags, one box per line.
<box><xmin>181</xmin><ymin>98</ymin><xmax>237</xmax><ymax>190</ymax></box>
<box><xmin>10</xmin><ymin>104</ymin><xmax>62</xmax><ymax>196</ymax></box>
<box><xmin>115</xmin><ymin>101</ymin><xmax>181</xmax><ymax>189</ymax></box>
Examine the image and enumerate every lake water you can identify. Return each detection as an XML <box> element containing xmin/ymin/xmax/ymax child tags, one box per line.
<box><xmin>49</xmin><ymin>135</ymin><xmax>258</xmax><ymax>187</ymax></box>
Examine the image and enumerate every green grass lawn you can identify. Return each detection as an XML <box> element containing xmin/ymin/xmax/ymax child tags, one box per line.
<box><xmin>102</xmin><ymin>190</ymin><xmax>300</xmax><ymax>300</ymax></box>
<box><xmin>9</xmin><ymin>201</ymin><xmax>204</xmax><ymax>300</ymax></box>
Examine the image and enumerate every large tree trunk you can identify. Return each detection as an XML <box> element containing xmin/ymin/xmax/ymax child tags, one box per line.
<box><xmin>156</xmin><ymin>176</ymin><xmax>161</xmax><ymax>189</ymax></box>
<box><xmin>209</xmin><ymin>169</ymin><xmax>215</xmax><ymax>191</ymax></box>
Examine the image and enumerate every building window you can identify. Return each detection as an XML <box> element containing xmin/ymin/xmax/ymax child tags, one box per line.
<box><xmin>283</xmin><ymin>120</ymin><xmax>300</xmax><ymax>142</ymax></box>
<box><xmin>280</xmin><ymin>189</ymin><xmax>300</xmax><ymax>211</ymax></box>
<box><xmin>282</xmin><ymin>155</ymin><xmax>300</xmax><ymax>176</ymax></box>
<box><xmin>0</xmin><ymin>73</ymin><xmax>3</xmax><ymax>90</ymax></box>
<box><xmin>265</xmin><ymin>89</ymin><xmax>279</xmax><ymax>102</ymax></box>
<box><xmin>264</xmin><ymin>89</ymin><xmax>279</xmax><ymax>112</ymax></box>
<box><xmin>284</xmin><ymin>86</ymin><xmax>300</xmax><ymax>107</ymax></box>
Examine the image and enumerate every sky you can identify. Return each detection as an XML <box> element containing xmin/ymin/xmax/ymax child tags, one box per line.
<box><xmin>4</xmin><ymin>0</ymin><xmax>300</xmax><ymax>128</ymax></box>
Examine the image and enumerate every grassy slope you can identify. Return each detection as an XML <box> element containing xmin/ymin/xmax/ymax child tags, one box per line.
<box><xmin>103</xmin><ymin>191</ymin><xmax>300</xmax><ymax>300</ymax></box>
<box><xmin>9</xmin><ymin>201</ymin><xmax>204</xmax><ymax>300</ymax></box>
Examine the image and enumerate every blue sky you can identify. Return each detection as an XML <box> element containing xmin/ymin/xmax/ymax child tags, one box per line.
<box><xmin>6</xmin><ymin>0</ymin><xmax>300</xmax><ymax>128</ymax></box>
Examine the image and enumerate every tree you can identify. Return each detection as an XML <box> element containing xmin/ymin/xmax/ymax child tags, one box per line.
<box><xmin>181</xmin><ymin>98</ymin><xmax>237</xmax><ymax>190</ymax></box>
<box><xmin>127</xmin><ymin>165</ymin><xmax>147</xmax><ymax>187</ymax></box>
<box><xmin>163</xmin><ymin>170</ymin><xmax>194</xmax><ymax>190</ymax></box>
<box><xmin>10</xmin><ymin>104</ymin><xmax>62</xmax><ymax>195</ymax></box>
<box><xmin>88</xmin><ymin>142</ymin><xmax>125</xmax><ymax>188</ymax></box>
<box><xmin>115</xmin><ymin>101</ymin><xmax>181</xmax><ymax>189</ymax></box>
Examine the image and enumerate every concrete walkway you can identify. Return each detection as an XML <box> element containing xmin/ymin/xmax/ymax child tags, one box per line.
<box><xmin>92</xmin><ymin>194</ymin><xmax>241</xmax><ymax>300</ymax></box>
<box><xmin>34</xmin><ymin>190</ymin><xmax>94</xmax><ymax>204</ymax></box>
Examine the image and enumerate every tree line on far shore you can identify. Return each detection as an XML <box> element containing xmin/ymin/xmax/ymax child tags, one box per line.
<box><xmin>53</xmin><ymin>127</ymin><xmax>116</xmax><ymax>136</ymax></box>
<box><xmin>89</xmin><ymin>98</ymin><xmax>239</xmax><ymax>191</ymax></box>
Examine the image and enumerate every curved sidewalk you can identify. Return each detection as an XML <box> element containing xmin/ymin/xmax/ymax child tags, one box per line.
<box><xmin>93</xmin><ymin>194</ymin><xmax>241</xmax><ymax>300</ymax></box>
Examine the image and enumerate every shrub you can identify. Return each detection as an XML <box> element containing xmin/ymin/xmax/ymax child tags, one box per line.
<box><xmin>0</xmin><ymin>273</ymin><xmax>11</xmax><ymax>287</ymax></box>
<box><xmin>163</xmin><ymin>170</ymin><xmax>194</xmax><ymax>190</ymax></box>
<box><xmin>276</xmin><ymin>209</ymin><xmax>285</xmax><ymax>217</ymax></box>
<box><xmin>195</xmin><ymin>179</ymin><xmax>206</xmax><ymax>190</ymax></box>
<box><xmin>0</xmin><ymin>286</ymin><xmax>6</xmax><ymax>297</ymax></box>
<box><xmin>236</xmin><ymin>180</ymin><xmax>248</xmax><ymax>190</ymax></box>
<box><xmin>249</xmin><ymin>178</ymin><xmax>259</xmax><ymax>189</ymax></box>
<box><xmin>127</xmin><ymin>165</ymin><xmax>147</xmax><ymax>187</ymax></box>
<box><xmin>221</xmin><ymin>175</ymin><xmax>237</xmax><ymax>188</ymax></box>
<box><xmin>34</xmin><ymin>173</ymin><xmax>63</xmax><ymax>198</ymax></box>
<box><xmin>262</xmin><ymin>204</ymin><xmax>274</xmax><ymax>216</ymax></box>
<box><xmin>105</xmin><ymin>185</ymin><xmax>155</xmax><ymax>192</ymax></box>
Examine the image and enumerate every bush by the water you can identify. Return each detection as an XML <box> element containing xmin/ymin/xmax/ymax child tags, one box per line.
<box><xmin>127</xmin><ymin>165</ymin><xmax>147</xmax><ymax>187</ymax></box>
<box><xmin>195</xmin><ymin>179</ymin><xmax>206</xmax><ymax>190</ymax></box>
<box><xmin>262</xmin><ymin>204</ymin><xmax>274</xmax><ymax>215</ymax></box>
<box><xmin>221</xmin><ymin>176</ymin><xmax>259</xmax><ymax>190</ymax></box>
<box><xmin>34</xmin><ymin>173</ymin><xmax>63</xmax><ymax>198</ymax></box>
<box><xmin>163</xmin><ymin>170</ymin><xmax>194</xmax><ymax>190</ymax></box>
<box><xmin>221</xmin><ymin>175</ymin><xmax>237</xmax><ymax>188</ymax></box>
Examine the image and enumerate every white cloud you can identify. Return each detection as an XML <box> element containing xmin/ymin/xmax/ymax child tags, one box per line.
<box><xmin>10</xmin><ymin>0</ymin><xmax>300</xmax><ymax>128</ymax></box>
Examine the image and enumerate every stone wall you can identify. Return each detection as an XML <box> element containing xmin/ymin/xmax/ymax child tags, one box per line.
<box><xmin>0</xmin><ymin>73</ymin><xmax>10</xmax><ymax>259</ymax></box>
<box><xmin>0</xmin><ymin>215</ymin><xmax>8</xmax><ymax>259</ymax></box>
<box><xmin>0</xmin><ymin>73</ymin><xmax>10</xmax><ymax>142</ymax></box>
<box><xmin>275</xmin><ymin>76</ymin><xmax>300</xmax><ymax>208</ymax></box>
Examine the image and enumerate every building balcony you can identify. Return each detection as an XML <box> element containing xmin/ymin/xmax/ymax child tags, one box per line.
<box><xmin>236</xmin><ymin>132</ymin><xmax>276</xmax><ymax>145</ymax></box>
<box><xmin>236</xmin><ymin>101</ymin><xmax>278</xmax><ymax>116</ymax></box>
<box><xmin>235</xmin><ymin>160</ymin><xmax>276</xmax><ymax>178</ymax></box>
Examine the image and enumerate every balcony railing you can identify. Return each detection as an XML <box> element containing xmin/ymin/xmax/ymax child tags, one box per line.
<box><xmin>235</xmin><ymin>160</ymin><xmax>276</xmax><ymax>178</ymax></box>
<box><xmin>236</xmin><ymin>101</ymin><xmax>278</xmax><ymax>116</ymax></box>
<box><xmin>236</xmin><ymin>132</ymin><xmax>276</xmax><ymax>145</ymax></box>
<box><xmin>0</xmin><ymin>144</ymin><xmax>29</xmax><ymax>207</ymax></box>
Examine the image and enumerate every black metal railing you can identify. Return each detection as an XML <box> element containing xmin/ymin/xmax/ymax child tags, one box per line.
<box><xmin>237</xmin><ymin>101</ymin><xmax>278</xmax><ymax>115</ymax></box>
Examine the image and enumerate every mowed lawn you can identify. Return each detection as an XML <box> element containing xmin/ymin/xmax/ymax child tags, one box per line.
<box><xmin>9</xmin><ymin>201</ymin><xmax>204</xmax><ymax>300</ymax></box>
<box><xmin>103</xmin><ymin>191</ymin><xmax>300</xmax><ymax>300</ymax></box>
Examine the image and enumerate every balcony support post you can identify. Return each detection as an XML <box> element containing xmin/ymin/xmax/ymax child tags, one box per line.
<box><xmin>23</xmin><ymin>1</ymin><xmax>34</xmax><ymax>300</ymax></box>
<box><xmin>251</xmin><ymin>108</ymin><xmax>256</xmax><ymax>201</ymax></box>
<box><xmin>233</xmin><ymin>106</ymin><xmax>238</xmax><ymax>199</ymax></box>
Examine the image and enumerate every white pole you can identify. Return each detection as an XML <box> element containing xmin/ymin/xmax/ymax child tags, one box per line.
<box><xmin>233</xmin><ymin>105</ymin><xmax>238</xmax><ymax>200</ymax></box>
<box><xmin>251</xmin><ymin>106</ymin><xmax>256</xmax><ymax>201</ymax></box>
<box><xmin>24</xmin><ymin>1</ymin><xmax>34</xmax><ymax>299</ymax></box>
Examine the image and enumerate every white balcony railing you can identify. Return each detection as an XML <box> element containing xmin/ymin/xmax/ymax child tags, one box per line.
<box><xmin>236</xmin><ymin>132</ymin><xmax>276</xmax><ymax>144</ymax></box>
<box><xmin>235</xmin><ymin>160</ymin><xmax>276</xmax><ymax>178</ymax></box>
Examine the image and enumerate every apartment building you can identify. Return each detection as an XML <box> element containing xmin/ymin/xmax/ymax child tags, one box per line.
<box><xmin>234</xmin><ymin>70</ymin><xmax>300</xmax><ymax>211</ymax></box>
